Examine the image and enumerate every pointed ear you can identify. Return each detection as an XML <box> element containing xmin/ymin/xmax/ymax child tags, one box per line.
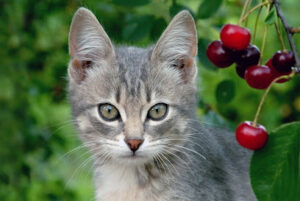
<box><xmin>68</xmin><ymin>7</ymin><xmax>115</xmax><ymax>83</ymax></box>
<box><xmin>151</xmin><ymin>11</ymin><xmax>198</xmax><ymax>83</ymax></box>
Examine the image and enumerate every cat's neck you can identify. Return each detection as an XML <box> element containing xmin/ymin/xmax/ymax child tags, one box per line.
<box><xmin>93</xmin><ymin>161</ymin><xmax>173</xmax><ymax>201</ymax></box>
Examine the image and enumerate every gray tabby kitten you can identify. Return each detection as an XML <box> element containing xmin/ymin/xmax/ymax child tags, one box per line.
<box><xmin>67</xmin><ymin>7</ymin><xmax>257</xmax><ymax>201</ymax></box>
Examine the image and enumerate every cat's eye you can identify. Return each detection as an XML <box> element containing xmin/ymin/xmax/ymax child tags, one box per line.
<box><xmin>147</xmin><ymin>103</ymin><xmax>168</xmax><ymax>121</ymax></box>
<box><xmin>98</xmin><ymin>103</ymin><xmax>120</xmax><ymax>121</ymax></box>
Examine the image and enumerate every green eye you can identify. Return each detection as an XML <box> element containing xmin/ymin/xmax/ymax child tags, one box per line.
<box><xmin>98</xmin><ymin>103</ymin><xmax>120</xmax><ymax>121</ymax></box>
<box><xmin>147</xmin><ymin>103</ymin><xmax>168</xmax><ymax>121</ymax></box>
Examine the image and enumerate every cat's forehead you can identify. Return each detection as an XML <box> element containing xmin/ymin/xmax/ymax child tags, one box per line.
<box><xmin>84</xmin><ymin>46</ymin><xmax>185</xmax><ymax>106</ymax></box>
<box><xmin>113</xmin><ymin>46</ymin><xmax>182</xmax><ymax>101</ymax></box>
<box><xmin>115</xmin><ymin>46</ymin><xmax>151</xmax><ymax>73</ymax></box>
<box><xmin>114</xmin><ymin>46</ymin><xmax>152</xmax><ymax>100</ymax></box>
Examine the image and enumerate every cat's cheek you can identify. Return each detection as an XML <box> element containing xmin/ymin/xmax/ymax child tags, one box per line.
<box><xmin>139</xmin><ymin>135</ymin><xmax>163</xmax><ymax>157</ymax></box>
<box><xmin>176</xmin><ymin>119</ymin><xmax>188</xmax><ymax>134</ymax></box>
<box><xmin>76</xmin><ymin>115</ymin><xmax>92</xmax><ymax>132</ymax></box>
<box><xmin>115</xmin><ymin>134</ymin><xmax>129</xmax><ymax>150</ymax></box>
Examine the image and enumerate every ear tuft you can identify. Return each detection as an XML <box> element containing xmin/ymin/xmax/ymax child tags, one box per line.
<box><xmin>151</xmin><ymin>10</ymin><xmax>198</xmax><ymax>83</ymax></box>
<box><xmin>68</xmin><ymin>59</ymin><xmax>92</xmax><ymax>83</ymax></box>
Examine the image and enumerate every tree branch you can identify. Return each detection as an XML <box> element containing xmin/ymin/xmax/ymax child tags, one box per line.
<box><xmin>273</xmin><ymin>0</ymin><xmax>300</xmax><ymax>73</ymax></box>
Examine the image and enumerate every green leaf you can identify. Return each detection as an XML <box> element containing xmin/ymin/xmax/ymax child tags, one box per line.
<box><xmin>122</xmin><ymin>15</ymin><xmax>154</xmax><ymax>42</ymax></box>
<box><xmin>250</xmin><ymin>122</ymin><xmax>300</xmax><ymax>201</ymax></box>
<box><xmin>112</xmin><ymin>0</ymin><xmax>150</xmax><ymax>7</ymax></box>
<box><xmin>198</xmin><ymin>38</ymin><xmax>218</xmax><ymax>71</ymax></box>
<box><xmin>197</xmin><ymin>0</ymin><xmax>223</xmax><ymax>19</ymax></box>
<box><xmin>215</xmin><ymin>80</ymin><xmax>235</xmax><ymax>103</ymax></box>
<box><xmin>264</xmin><ymin>7</ymin><xmax>275</xmax><ymax>25</ymax></box>
<box><xmin>150</xmin><ymin>18</ymin><xmax>167</xmax><ymax>41</ymax></box>
<box><xmin>169</xmin><ymin>3</ymin><xmax>196</xmax><ymax>18</ymax></box>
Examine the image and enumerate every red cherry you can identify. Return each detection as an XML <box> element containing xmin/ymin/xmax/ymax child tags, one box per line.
<box><xmin>272</xmin><ymin>50</ymin><xmax>295</xmax><ymax>73</ymax></box>
<box><xmin>206</xmin><ymin>40</ymin><xmax>234</xmax><ymax>68</ymax></box>
<box><xmin>245</xmin><ymin>65</ymin><xmax>273</xmax><ymax>89</ymax></box>
<box><xmin>236</xmin><ymin>121</ymin><xmax>268</xmax><ymax>150</ymax></box>
<box><xmin>266</xmin><ymin>58</ymin><xmax>291</xmax><ymax>83</ymax></box>
<box><xmin>220</xmin><ymin>24</ymin><xmax>251</xmax><ymax>50</ymax></box>
<box><xmin>236</xmin><ymin>44</ymin><xmax>260</xmax><ymax>66</ymax></box>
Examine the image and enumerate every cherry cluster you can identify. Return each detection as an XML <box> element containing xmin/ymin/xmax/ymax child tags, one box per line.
<box><xmin>206</xmin><ymin>23</ymin><xmax>297</xmax><ymax>151</ymax></box>
<box><xmin>206</xmin><ymin>24</ymin><xmax>295</xmax><ymax>90</ymax></box>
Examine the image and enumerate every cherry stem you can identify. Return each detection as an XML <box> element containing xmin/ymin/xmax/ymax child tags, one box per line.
<box><xmin>239</xmin><ymin>0</ymin><xmax>251</xmax><ymax>26</ymax></box>
<box><xmin>273</xmin><ymin>0</ymin><xmax>300</xmax><ymax>73</ymax></box>
<box><xmin>252</xmin><ymin>72</ymin><xmax>295</xmax><ymax>127</ymax></box>
<box><xmin>274</xmin><ymin>22</ymin><xmax>286</xmax><ymax>52</ymax></box>
<box><xmin>253</xmin><ymin>6</ymin><xmax>263</xmax><ymax>43</ymax></box>
<box><xmin>244</xmin><ymin>0</ymin><xmax>253</xmax><ymax>26</ymax></box>
<box><xmin>259</xmin><ymin>25</ymin><xmax>268</xmax><ymax>65</ymax></box>
<box><xmin>240</xmin><ymin>1</ymin><xmax>269</xmax><ymax>24</ymax></box>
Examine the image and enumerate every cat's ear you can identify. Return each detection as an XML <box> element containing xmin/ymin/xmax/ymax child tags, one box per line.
<box><xmin>68</xmin><ymin>7</ymin><xmax>115</xmax><ymax>83</ymax></box>
<box><xmin>151</xmin><ymin>11</ymin><xmax>198</xmax><ymax>83</ymax></box>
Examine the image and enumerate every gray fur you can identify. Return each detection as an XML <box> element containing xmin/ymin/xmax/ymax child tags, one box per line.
<box><xmin>67</xmin><ymin>7</ymin><xmax>257</xmax><ymax>201</ymax></box>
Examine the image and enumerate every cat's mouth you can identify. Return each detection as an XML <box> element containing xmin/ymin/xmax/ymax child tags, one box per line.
<box><xmin>119</xmin><ymin>152</ymin><xmax>149</xmax><ymax>163</ymax></box>
<box><xmin>124</xmin><ymin>153</ymin><xmax>142</xmax><ymax>159</ymax></box>
<box><xmin>113</xmin><ymin>154</ymin><xmax>147</xmax><ymax>166</ymax></box>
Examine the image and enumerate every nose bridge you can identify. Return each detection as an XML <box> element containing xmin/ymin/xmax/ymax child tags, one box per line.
<box><xmin>124</xmin><ymin>105</ymin><xmax>143</xmax><ymax>139</ymax></box>
<box><xmin>124</xmin><ymin>116</ymin><xmax>143</xmax><ymax>138</ymax></box>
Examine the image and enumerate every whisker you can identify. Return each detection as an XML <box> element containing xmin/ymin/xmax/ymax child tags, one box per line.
<box><xmin>155</xmin><ymin>154</ymin><xmax>177</xmax><ymax>183</ymax></box>
<box><xmin>49</xmin><ymin>119</ymin><xmax>77</xmax><ymax>128</ymax></box>
<box><xmin>159</xmin><ymin>152</ymin><xmax>179</xmax><ymax>176</ymax></box>
<box><xmin>155</xmin><ymin>154</ymin><xmax>168</xmax><ymax>173</ymax></box>
<box><xmin>58</xmin><ymin>142</ymin><xmax>96</xmax><ymax>162</ymax></box>
<box><xmin>165</xmin><ymin>146</ymin><xmax>198</xmax><ymax>165</ymax></box>
<box><xmin>172</xmin><ymin>144</ymin><xmax>206</xmax><ymax>160</ymax></box>
<box><xmin>65</xmin><ymin>155</ymin><xmax>94</xmax><ymax>189</ymax></box>
<box><xmin>162</xmin><ymin>148</ymin><xmax>193</xmax><ymax>172</ymax></box>
<box><xmin>156</xmin><ymin>135</ymin><xmax>206</xmax><ymax>153</ymax></box>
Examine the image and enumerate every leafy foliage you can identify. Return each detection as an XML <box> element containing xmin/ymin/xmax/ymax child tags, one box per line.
<box><xmin>0</xmin><ymin>0</ymin><xmax>299</xmax><ymax>200</ymax></box>
<box><xmin>112</xmin><ymin>0</ymin><xmax>150</xmax><ymax>7</ymax></box>
<box><xmin>250</xmin><ymin>122</ymin><xmax>300</xmax><ymax>201</ymax></box>
<box><xmin>215</xmin><ymin>80</ymin><xmax>235</xmax><ymax>104</ymax></box>
<box><xmin>264</xmin><ymin>7</ymin><xmax>276</xmax><ymax>25</ymax></box>
<box><xmin>197</xmin><ymin>0</ymin><xmax>223</xmax><ymax>19</ymax></box>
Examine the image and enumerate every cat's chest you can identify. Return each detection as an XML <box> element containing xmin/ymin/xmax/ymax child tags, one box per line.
<box><xmin>94</xmin><ymin>164</ymin><xmax>170</xmax><ymax>201</ymax></box>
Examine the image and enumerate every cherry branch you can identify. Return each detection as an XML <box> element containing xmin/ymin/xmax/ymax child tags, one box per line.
<box><xmin>273</xmin><ymin>0</ymin><xmax>300</xmax><ymax>73</ymax></box>
<box><xmin>252</xmin><ymin>72</ymin><xmax>295</xmax><ymax>127</ymax></box>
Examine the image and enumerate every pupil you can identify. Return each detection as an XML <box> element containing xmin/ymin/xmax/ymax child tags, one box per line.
<box><xmin>107</xmin><ymin>106</ymin><xmax>112</xmax><ymax>114</ymax></box>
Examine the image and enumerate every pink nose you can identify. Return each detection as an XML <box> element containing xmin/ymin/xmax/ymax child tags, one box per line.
<box><xmin>125</xmin><ymin>138</ymin><xmax>143</xmax><ymax>152</ymax></box>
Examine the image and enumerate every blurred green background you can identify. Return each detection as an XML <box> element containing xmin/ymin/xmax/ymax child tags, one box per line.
<box><xmin>1</xmin><ymin>0</ymin><xmax>299</xmax><ymax>200</ymax></box>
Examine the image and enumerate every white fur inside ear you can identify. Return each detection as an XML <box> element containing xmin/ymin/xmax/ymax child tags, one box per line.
<box><xmin>69</xmin><ymin>7</ymin><xmax>114</xmax><ymax>62</ymax></box>
<box><xmin>151</xmin><ymin>10</ymin><xmax>197</xmax><ymax>64</ymax></box>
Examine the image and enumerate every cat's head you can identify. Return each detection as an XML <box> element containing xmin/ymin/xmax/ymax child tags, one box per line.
<box><xmin>68</xmin><ymin>8</ymin><xmax>198</xmax><ymax>166</ymax></box>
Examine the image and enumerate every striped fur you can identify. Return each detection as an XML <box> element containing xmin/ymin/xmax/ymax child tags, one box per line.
<box><xmin>67</xmin><ymin>8</ymin><xmax>256</xmax><ymax>201</ymax></box>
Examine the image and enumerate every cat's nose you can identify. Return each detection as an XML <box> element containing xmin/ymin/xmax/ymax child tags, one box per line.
<box><xmin>125</xmin><ymin>138</ymin><xmax>144</xmax><ymax>152</ymax></box>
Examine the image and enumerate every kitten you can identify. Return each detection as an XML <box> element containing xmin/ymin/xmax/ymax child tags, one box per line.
<box><xmin>67</xmin><ymin>7</ymin><xmax>257</xmax><ymax>201</ymax></box>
